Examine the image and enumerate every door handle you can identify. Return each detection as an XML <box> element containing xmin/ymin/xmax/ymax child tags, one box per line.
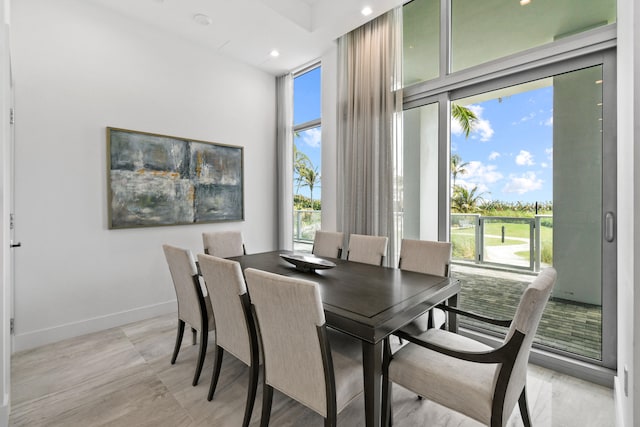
<box><xmin>605</xmin><ymin>212</ymin><xmax>615</xmax><ymax>242</ymax></box>
<box><xmin>10</xmin><ymin>241</ymin><xmax>21</xmax><ymax>248</ymax></box>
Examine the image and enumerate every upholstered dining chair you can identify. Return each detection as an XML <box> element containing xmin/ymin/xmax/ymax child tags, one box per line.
<box><xmin>382</xmin><ymin>267</ymin><xmax>557</xmax><ymax>427</ymax></box>
<box><xmin>197</xmin><ymin>254</ymin><xmax>260</xmax><ymax>427</ymax></box>
<box><xmin>202</xmin><ymin>231</ymin><xmax>246</xmax><ymax>258</ymax></box>
<box><xmin>346</xmin><ymin>234</ymin><xmax>388</xmax><ymax>266</ymax></box>
<box><xmin>312</xmin><ymin>231</ymin><xmax>344</xmax><ymax>259</ymax></box>
<box><xmin>244</xmin><ymin>268</ymin><xmax>364</xmax><ymax>427</ymax></box>
<box><xmin>162</xmin><ymin>244</ymin><xmax>215</xmax><ymax>386</ymax></box>
<box><xmin>397</xmin><ymin>239</ymin><xmax>452</xmax><ymax>333</ymax></box>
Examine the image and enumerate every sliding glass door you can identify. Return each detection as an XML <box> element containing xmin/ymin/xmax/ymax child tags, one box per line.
<box><xmin>401</xmin><ymin>51</ymin><xmax>616</xmax><ymax>369</ymax></box>
<box><xmin>449</xmin><ymin>61</ymin><xmax>615</xmax><ymax>365</ymax></box>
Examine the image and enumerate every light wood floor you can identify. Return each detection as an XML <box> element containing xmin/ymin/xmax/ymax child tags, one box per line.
<box><xmin>9</xmin><ymin>313</ymin><xmax>614</xmax><ymax>426</ymax></box>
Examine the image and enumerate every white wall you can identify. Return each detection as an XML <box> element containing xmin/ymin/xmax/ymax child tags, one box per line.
<box><xmin>616</xmin><ymin>0</ymin><xmax>639</xmax><ymax>425</ymax></box>
<box><xmin>1</xmin><ymin>0</ymin><xmax>11</xmax><ymax>423</ymax></box>
<box><xmin>10</xmin><ymin>0</ymin><xmax>277</xmax><ymax>351</ymax></box>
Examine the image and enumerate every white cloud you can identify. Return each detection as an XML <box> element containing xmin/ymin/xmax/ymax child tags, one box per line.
<box><xmin>456</xmin><ymin>179</ymin><xmax>491</xmax><ymax>196</ymax></box>
<box><xmin>451</xmin><ymin>104</ymin><xmax>494</xmax><ymax>142</ymax></box>
<box><xmin>301</xmin><ymin>127</ymin><xmax>321</xmax><ymax>148</ymax></box>
<box><xmin>462</xmin><ymin>161</ymin><xmax>503</xmax><ymax>184</ymax></box>
<box><xmin>488</xmin><ymin>151</ymin><xmax>501</xmax><ymax>161</ymax></box>
<box><xmin>543</xmin><ymin>116</ymin><xmax>553</xmax><ymax>126</ymax></box>
<box><xmin>515</xmin><ymin>150</ymin><xmax>535</xmax><ymax>166</ymax></box>
<box><xmin>540</xmin><ymin>148</ymin><xmax>553</xmax><ymax>168</ymax></box>
<box><xmin>519</xmin><ymin>112</ymin><xmax>536</xmax><ymax>123</ymax></box>
<box><xmin>502</xmin><ymin>171</ymin><xmax>543</xmax><ymax>194</ymax></box>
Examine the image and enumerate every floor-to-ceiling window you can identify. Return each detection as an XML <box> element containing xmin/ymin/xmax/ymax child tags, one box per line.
<box><xmin>400</xmin><ymin>0</ymin><xmax>617</xmax><ymax>376</ymax></box>
<box><xmin>293</xmin><ymin>64</ymin><xmax>322</xmax><ymax>251</ymax></box>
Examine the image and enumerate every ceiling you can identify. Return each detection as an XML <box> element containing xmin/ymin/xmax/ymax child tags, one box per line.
<box><xmin>86</xmin><ymin>0</ymin><xmax>408</xmax><ymax>75</ymax></box>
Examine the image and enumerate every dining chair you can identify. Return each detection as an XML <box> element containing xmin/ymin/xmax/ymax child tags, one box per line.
<box><xmin>244</xmin><ymin>268</ymin><xmax>364</xmax><ymax>426</ymax></box>
<box><xmin>162</xmin><ymin>244</ymin><xmax>215</xmax><ymax>386</ymax></box>
<box><xmin>202</xmin><ymin>231</ymin><xmax>246</xmax><ymax>258</ymax></box>
<box><xmin>346</xmin><ymin>234</ymin><xmax>388</xmax><ymax>266</ymax></box>
<box><xmin>312</xmin><ymin>231</ymin><xmax>344</xmax><ymax>259</ymax></box>
<box><xmin>197</xmin><ymin>254</ymin><xmax>260</xmax><ymax>427</ymax></box>
<box><xmin>382</xmin><ymin>267</ymin><xmax>557</xmax><ymax>427</ymax></box>
<box><xmin>397</xmin><ymin>239</ymin><xmax>452</xmax><ymax>333</ymax></box>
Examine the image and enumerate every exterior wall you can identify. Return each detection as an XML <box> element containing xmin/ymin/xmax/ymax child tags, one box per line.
<box><xmin>10</xmin><ymin>0</ymin><xmax>277</xmax><ymax>351</ymax></box>
<box><xmin>553</xmin><ymin>67</ymin><xmax>604</xmax><ymax>305</ymax></box>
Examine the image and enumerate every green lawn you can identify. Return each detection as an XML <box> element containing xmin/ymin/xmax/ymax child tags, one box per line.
<box><xmin>451</xmin><ymin>221</ymin><xmax>553</xmax><ymax>263</ymax></box>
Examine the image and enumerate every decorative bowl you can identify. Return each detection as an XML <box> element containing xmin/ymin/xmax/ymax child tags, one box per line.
<box><xmin>279</xmin><ymin>253</ymin><xmax>336</xmax><ymax>273</ymax></box>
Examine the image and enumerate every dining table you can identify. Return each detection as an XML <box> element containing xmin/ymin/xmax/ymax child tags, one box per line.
<box><xmin>228</xmin><ymin>250</ymin><xmax>461</xmax><ymax>427</ymax></box>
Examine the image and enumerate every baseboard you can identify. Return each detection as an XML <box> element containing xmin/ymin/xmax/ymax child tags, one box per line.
<box><xmin>614</xmin><ymin>375</ymin><xmax>625</xmax><ymax>427</ymax></box>
<box><xmin>12</xmin><ymin>300</ymin><xmax>176</xmax><ymax>353</ymax></box>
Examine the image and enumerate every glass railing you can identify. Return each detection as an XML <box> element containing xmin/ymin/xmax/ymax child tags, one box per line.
<box><xmin>451</xmin><ymin>213</ymin><xmax>553</xmax><ymax>272</ymax></box>
<box><xmin>293</xmin><ymin>210</ymin><xmax>321</xmax><ymax>243</ymax></box>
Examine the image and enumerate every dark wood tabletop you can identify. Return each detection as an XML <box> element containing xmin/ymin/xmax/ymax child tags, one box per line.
<box><xmin>229</xmin><ymin>249</ymin><xmax>461</xmax><ymax>427</ymax></box>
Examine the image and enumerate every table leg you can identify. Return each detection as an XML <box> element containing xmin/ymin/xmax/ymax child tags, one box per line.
<box><xmin>447</xmin><ymin>293</ymin><xmax>459</xmax><ymax>333</ymax></box>
<box><xmin>362</xmin><ymin>340</ymin><xmax>382</xmax><ymax>427</ymax></box>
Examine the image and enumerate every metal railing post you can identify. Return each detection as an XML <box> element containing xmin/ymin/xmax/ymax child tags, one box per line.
<box><xmin>534</xmin><ymin>215</ymin><xmax>542</xmax><ymax>272</ymax></box>
<box><xmin>529</xmin><ymin>218</ymin><xmax>535</xmax><ymax>271</ymax></box>
<box><xmin>476</xmin><ymin>215</ymin><xmax>482</xmax><ymax>264</ymax></box>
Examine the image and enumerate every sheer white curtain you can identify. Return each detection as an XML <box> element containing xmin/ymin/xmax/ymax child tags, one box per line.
<box><xmin>337</xmin><ymin>8</ymin><xmax>403</xmax><ymax>266</ymax></box>
<box><xmin>276</xmin><ymin>73</ymin><xmax>294</xmax><ymax>250</ymax></box>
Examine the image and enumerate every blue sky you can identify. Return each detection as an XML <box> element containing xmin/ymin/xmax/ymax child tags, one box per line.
<box><xmin>451</xmin><ymin>86</ymin><xmax>554</xmax><ymax>204</ymax></box>
<box><xmin>293</xmin><ymin>67</ymin><xmax>322</xmax><ymax>200</ymax></box>
<box><xmin>293</xmin><ymin>67</ymin><xmax>554</xmax><ymax>204</ymax></box>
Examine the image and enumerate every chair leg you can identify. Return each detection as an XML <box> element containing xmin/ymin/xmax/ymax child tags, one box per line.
<box><xmin>207</xmin><ymin>346</ymin><xmax>224</xmax><ymax>401</ymax></box>
<box><xmin>518</xmin><ymin>387</ymin><xmax>532</xmax><ymax>427</ymax></box>
<box><xmin>192</xmin><ymin>326</ymin><xmax>208</xmax><ymax>386</ymax></box>
<box><xmin>171</xmin><ymin>320</ymin><xmax>185</xmax><ymax>364</ymax></box>
<box><xmin>324</xmin><ymin>412</ymin><xmax>337</xmax><ymax>427</ymax></box>
<box><xmin>260</xmin><ymin>383</ymin><xmax>274</xmax><ymax>427</ymax></box>
<box><xmin>242</xmin><ymin>361</ymin><xmax>260</xmax><ymax>427</ymax></box>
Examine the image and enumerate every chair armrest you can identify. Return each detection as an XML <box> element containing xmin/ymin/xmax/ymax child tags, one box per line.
<box><xmin>393</xmin><ymin>329</ymin><xmax>524</xmax><ymax>365</ymax></box>
<box><xmin>436</xmin><ymin>304</ymin><xmax>512</xmax><ymax>327</ymax></box>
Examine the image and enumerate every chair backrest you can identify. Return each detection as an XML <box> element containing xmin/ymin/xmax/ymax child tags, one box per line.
<box><xmin>346</xmin><ymin>234</ymin><xmax>388</xmax><ymax>266</ymax></box>
<box><xmin>398</xmin><ymin>239</ymin><xmax>452</xmax><ymax>277</ymax></box>
<box><xmin>162</xmin><ymin>244</ymin><xmax>204</xmax><ymax>331</ymax></box>
<box><xmin>197</xmin><ymin>254</ymin><xmax>253</xmax><ymax>366</ymax></box>
<box><xmin>202</xmin><ymin>231</ymin><xmax>245</xmax><ymax>258</ymax></box>
<box><xmin>499</xmin><ymin>267</ymin><xmax>556</xmax><ymax>420</ymax></box>
<box><xmin>312</xmin><ymin>231</ymin><xmax>344</xmax><ymax>259</ymax></box>
<box><xmin>244</xmin><ymin>268</ymin><xmax>331</xmax><ymax>417</ymax></box>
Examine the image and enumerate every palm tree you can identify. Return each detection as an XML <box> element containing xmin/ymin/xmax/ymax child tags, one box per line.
<box><xmin>451</xmin><ymin>153</ymin><xmax>469</xmax><ymax>188</ymax></box>
<box><xmin>293</xmin><ymin>142</ymin><xmax>312</xmax><ymax>194</ymax></box>
<box><xmin>451</xmin><ymin>103</ymin><xmax>478</xmax><ymax>138</ymax></box>
<box><xmin>299</xmin><ymin>165</ymin><xmax>320</xmax><ymax>207</ymax></box>
<box><xmin>451</xmin><ymin>185</ymin><xmax>486</xmax><ymax>213</ymax></box>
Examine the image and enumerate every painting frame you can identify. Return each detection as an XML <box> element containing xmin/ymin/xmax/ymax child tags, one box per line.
<box><xmin>107</xmin><ymin>127</ymin><xmax>244</xmax><ymax>229</ymax></box>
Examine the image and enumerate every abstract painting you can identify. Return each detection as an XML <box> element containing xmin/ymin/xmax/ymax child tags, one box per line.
<box><xmin>107</xmin><ymin>127</ymin><xmax>243</xmax><ymax>229</ymax></box>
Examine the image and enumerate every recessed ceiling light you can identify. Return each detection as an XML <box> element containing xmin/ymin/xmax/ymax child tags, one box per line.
<box><xmin>193</xmin><ymin>13</ymin><xmax>212</xmax><ymax>26</ymax></box>
<box><xmin>270</xmin><ymin>50</ymin><xmax>280</xmax><ymax>58</ymax></box>
<box><xmin>361</xmin><ymin>6</ymin><xmax>373</xmax><ymax>16</ymax></box>
<box><xmin>519</xmin><ymin>0</ymin><xmax>531</xmax><ymax>5</ymax></box>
